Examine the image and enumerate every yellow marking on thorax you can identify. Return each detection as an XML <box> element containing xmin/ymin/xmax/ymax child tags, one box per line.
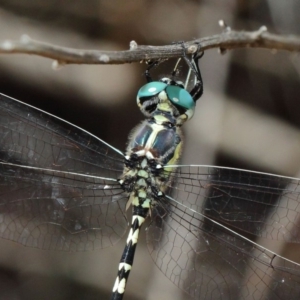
<box><xmin>143</xmin><ymin>123</ymin><xmax>163</xmax><ymax>149</ymax></box>
<box><xmin>164</xmin><ymin>140</ymin><xmax>182</xmax><ymax>172</ymax></box>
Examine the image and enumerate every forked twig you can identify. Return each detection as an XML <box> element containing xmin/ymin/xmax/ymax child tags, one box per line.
<box><xmin>0</xmin><ymin>24</ymin><xmax>299</xmax><ymax>66</ymax></box>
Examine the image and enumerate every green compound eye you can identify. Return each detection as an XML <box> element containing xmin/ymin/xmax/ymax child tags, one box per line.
<box><xmin>165</xmin><ymin>85</ymin><xmax>195</xmax><ymax>110</ymax></box>
<box><xmin>137</xmin><ymin>82</ymin><xmax>167</xmax><ymax>98</ymax></box>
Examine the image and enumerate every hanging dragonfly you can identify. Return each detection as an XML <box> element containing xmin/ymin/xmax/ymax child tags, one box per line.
<box><xmin>0</xmin><ymin>50</ymin><xmax>300</xmax><ymax>300</ymax></box>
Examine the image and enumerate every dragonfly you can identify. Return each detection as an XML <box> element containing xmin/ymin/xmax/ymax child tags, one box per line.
<box><xmin>0</xmin><ymin>50</ymin><xmax>300</xmax><ymax>300</ymax></box>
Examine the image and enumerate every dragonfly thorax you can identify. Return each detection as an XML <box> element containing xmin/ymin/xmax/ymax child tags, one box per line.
<box><xmin>126</xmin><ymin>112</ymin><xmax>182</xmax><ymax>165</ymax></box>
<box><xmin>119</xmin><ymin>111</ymin><xmax>183</xmax><ymax>209</ymax></box>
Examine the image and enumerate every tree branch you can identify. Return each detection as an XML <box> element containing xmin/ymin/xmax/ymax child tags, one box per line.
<box><xmin>0</xmin><ymin>25</ymin><xmax>300</xmax><ymax>66</ymax></box>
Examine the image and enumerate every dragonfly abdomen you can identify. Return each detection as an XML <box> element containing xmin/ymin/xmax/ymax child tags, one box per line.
<box><xmin>111</xmin><ymin>205</ymin><xmax>148</xmax><ymax>300</ymax></box>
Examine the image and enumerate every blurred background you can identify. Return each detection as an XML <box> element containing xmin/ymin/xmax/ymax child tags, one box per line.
<box><xmin>0</xmin><ymin>0</ymin><xmax>299</xmax><ymax>299</ymax></box>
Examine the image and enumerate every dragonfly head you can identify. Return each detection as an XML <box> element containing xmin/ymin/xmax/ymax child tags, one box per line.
<box><xmin>136</xmin><ymin>50</ymin><xmax>204</xmax><ymax>126</ymax></box>
<box><xmin>136</xmin><ymin>80</ymin><xmax>195</xmax><ymax>125</ymax></box>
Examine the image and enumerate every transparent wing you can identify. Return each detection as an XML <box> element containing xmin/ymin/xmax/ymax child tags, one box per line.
<box><xmin>146</xmin><ymin>166</ymin><xmax>300</xmax><ymax>299</ymax></box>
<box><xmin>168</xmin><ymin>166</ymin><xmax>300</xmax><ymax>242</ymax></box>
<box><xmin>0</xmin><ymin>93</ymin><xmax>128</xmax><ymax>251</ymax></box>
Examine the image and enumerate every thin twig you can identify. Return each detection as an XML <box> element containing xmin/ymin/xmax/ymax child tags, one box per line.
<box><xmin>0</xmin><ymin>26</ymin><xmax>300</xmax><ymax>66</ymax></box>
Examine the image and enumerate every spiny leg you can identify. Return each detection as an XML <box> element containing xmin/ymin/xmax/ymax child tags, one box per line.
<box><xmin>145</xmin><ymin>59</ymin><xmax>167</xmax><ymax>82</ymax></box>
<box><xmin>179</xmin><ymin>42</ymin><xmax>204</xmax><ymax>101</ymax></box>
<box><xmin>189</xmin><ymin>50</ymin><xmax>204</xmax><ymax>100</ymax></box>
<box><xmin>111</xmin><ymin>205</ymin><xmax>149</xmax><ymax>300</ymax></box>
